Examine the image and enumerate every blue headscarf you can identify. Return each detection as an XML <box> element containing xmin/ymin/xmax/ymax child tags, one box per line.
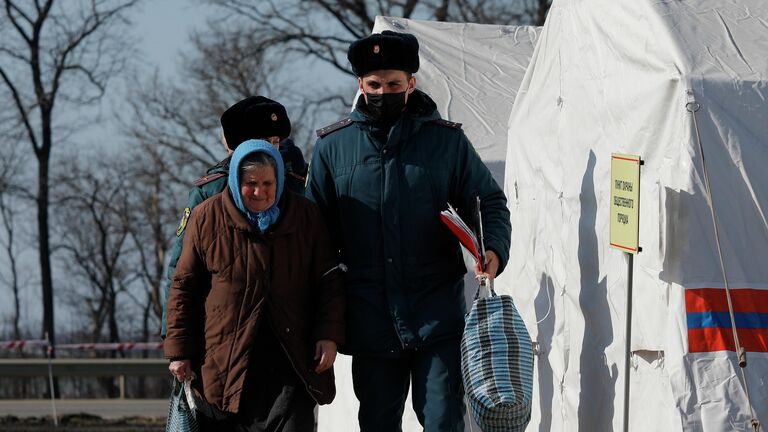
<box><xmin>228</xmin><ymin>139</ymin><xmax>285</xmax><ymax>232</ymax></box>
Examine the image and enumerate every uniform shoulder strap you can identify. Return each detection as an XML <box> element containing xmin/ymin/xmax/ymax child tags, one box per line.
<box><xmin>192</xmin><ymin>172</ymin><xmax>227</xmax><ymax>187</ymax></box>
<box><xmin>432</xmin><ymin>119</ymin><xmax>463</xmax><ymax>129</ymax></box>
<box><xmin>316</xmin><ymin>117</ymin><xmax>353</xmax><ymax>138</ymax></box>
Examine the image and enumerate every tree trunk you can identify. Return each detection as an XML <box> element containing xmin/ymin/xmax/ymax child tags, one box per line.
<box><xmin>38</xmin><ymin>106</ymin><xmax>54</xmax><ymax>344</ymax></box>
<box><xmin>38</xmin><ymin>155</ymin><xmax>54</xmax><ymax>347</ymax></box>
<box><xmin>37</xmin><ymin>113</ymin><xmax>58</xmax><ymax>397</ymax></box>
<box><xmin>108</xmin><ymin>280</ymin><xmax>121</xmax><ymax>345</ymax></box>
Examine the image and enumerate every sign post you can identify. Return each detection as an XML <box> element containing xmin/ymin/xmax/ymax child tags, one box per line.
<box><xmin>609</xmin><ymin>153</ymin><xmax>642</xmax><ymax>432</ymax></box>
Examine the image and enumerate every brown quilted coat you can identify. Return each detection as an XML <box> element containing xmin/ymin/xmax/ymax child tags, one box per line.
<box><xmin>163</xmin><ymin>189</ymin><xmax>345</xmax><ymax>413</ymax></box>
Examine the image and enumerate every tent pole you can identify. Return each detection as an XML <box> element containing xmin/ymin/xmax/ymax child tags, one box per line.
<box><xmin>623</xmin><ymin>252</ymin><xmax>634</xmax><ymax>432</ymax></box>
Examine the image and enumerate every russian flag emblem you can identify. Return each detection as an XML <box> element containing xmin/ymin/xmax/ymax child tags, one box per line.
<box><xmin>685</xmin><ymin>288</ymin><xmax>768</xmax><ymax>353</ymax></box>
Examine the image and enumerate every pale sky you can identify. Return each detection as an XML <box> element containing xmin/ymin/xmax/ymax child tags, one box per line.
<box><xmin>69</xmin><ymin>1</ymin><xmax>212</xmax><ymax>155</ymax></box>
<box><xmin>134</xmin><ymin>0</ymin><xmax>211</xmax><ymax>76</ymax></box>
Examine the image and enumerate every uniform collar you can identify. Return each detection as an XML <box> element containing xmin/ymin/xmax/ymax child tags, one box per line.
<box><xmin>207</xmin><ymin>156</ymin><xmax>231</xmax><ymax>174</ymax></box>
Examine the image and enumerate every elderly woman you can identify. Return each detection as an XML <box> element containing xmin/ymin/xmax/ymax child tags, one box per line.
<box><xmin>164</xmin><ymin>140</ymin><xmax>345</xmax><ymax>432</ymax></box>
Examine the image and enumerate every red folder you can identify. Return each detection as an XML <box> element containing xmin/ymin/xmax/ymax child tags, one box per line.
<box><xmin>440</xmin><ymin>204</ymin><xmax>481</xmax><ymax>264</ymax></box>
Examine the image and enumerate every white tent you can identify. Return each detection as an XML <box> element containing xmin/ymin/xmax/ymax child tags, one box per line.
<box><xmin>318</xmin><ymin>16</ymin><xmax>539</xmax><ymax>431</ymax></box>
<box><xmin>501</xmin><ymin>0</ymin><xmax>768</xmax><ymax>431</ymax></box>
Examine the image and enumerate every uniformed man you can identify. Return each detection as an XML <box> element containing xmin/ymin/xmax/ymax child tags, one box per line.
<box><xmin>160</xmin><ymin>96</ymin><xmax>297</xmax><ymax>339</ymax></box>
<box><xmin>279</xmin><ymin>136</ymin><xmax>309</xmax><ymax>194</ymax></box>
<box><xmin>305</xmin><ymin>31</ymin><xmax>512</xmax><ymax>431</ymax></box>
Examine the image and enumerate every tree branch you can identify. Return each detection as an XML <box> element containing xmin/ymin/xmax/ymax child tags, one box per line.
<box><xmin>3</xmin><ymin>0</ymin><xmax>33</xmax><ymax>44</ymax></box>
<box><xmin>0</xmin><ymin>67</ymin><xmax>40</xmax><ymax>152</ymax></box>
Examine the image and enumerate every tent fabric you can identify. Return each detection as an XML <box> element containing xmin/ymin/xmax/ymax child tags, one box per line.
<box><xmin>501</xmin><ymin>0</ymin><xmax>768</xmax><ymax>430</ymax></box>
<box><xmin>360</xmin><ymin>16</ymin><xmax>537</xmax><ymax>185</ymax></box>
<box><xmin>317</xmin><ymin>16</ymin><xmax>538</xmax><ymax>432</ymax></box>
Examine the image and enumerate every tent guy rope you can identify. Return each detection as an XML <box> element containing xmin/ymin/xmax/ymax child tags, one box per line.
<box><xmin>686</xmin><ymin>89</ymin><xmax>760</xmax><ymax>432</ymax></box>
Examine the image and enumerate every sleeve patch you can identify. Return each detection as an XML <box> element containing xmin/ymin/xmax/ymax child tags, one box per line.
<box><xmin>176</xmin><ymin>207</ymin><xmax>191</xmax><ymax>237</ymax></box>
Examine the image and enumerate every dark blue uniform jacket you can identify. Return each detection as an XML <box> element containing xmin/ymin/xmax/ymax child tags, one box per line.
<box><xmin>306</xmin><ymin>90</ymin><xmax>511</xmax><ymax>356</ymax></box>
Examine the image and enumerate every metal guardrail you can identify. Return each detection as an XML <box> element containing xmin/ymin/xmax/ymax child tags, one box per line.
<box><xmin>0</xmin><ymin>358</ymin><xmax>169</xmax><ymax>399</ymax></box>
<box><xmin>0</xmin><ymin>358</ymin><xmax>168</xmax><ymax>377</ymax></box>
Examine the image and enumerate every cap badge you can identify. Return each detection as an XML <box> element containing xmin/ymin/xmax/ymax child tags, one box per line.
<box><xmin>271</xmin><ymin>113</ymin><xmax>278</xmax><ymax>121</ymax></box>
<box><xmin>373</xmin><ymin>45</ymin><xmax>380</xmax><ymax>54</ymax></box>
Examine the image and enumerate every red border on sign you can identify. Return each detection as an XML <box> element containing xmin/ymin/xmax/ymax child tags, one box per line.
<box><xmin>612</xmin><ymin>155</ymin><xmax>640</xmax><ymax>163</ymax></box>
<box><xmin>610</xmin><ymin>242</ymin><xmax>637</xmax><ymax>252</ymax></box>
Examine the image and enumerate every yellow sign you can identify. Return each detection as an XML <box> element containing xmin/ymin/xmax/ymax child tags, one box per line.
<box><xmin>610</xmin><ymin>153</ymin><xmax>641</xmax><ymax>254</ymax></box>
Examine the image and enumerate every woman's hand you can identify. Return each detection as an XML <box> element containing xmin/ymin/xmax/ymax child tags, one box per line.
<box><xmin>314</xmin><ymin>340</ymin><xmax>338</xmax><ymax>373</ymax></box>
<box><xmin>169</xmin><ymin>359</ymin><xmax>193</xmax><ymax>382</ymax></box>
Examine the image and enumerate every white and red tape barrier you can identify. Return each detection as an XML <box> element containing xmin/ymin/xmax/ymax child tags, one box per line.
<box><xmin>0</xmin><ymin>339</ymin><xmax>163</xmax><ymax>350</ymax></box>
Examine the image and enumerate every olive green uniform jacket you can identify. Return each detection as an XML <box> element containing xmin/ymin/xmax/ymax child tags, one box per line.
<box><xmin>160</xmin><ymin>159</ymin><xmax>229</xmax><ymax>338</ymax></box>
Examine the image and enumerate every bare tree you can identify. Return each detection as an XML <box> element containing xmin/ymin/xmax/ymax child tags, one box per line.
<box><xmin>0</xmin><ymin>0</ymin><xmax>141</xmax><ymax>349</ymax></box>
<box><xmin>209</xmin><ymin>0</ymin><xmax>551</xmax><ymax>77</ymax></box>
<box><xmin>131</xmin><ymin>1</ymin><xmax>552</xmax><ymax>167</ymax></box>
<box><xmin>0</xmin><ymin>139</ymin><xmax>29</xmax><ymax>341</ymax></box>
<box><xmin>126</xmin><ymin>23</ymin><xmax>282</xmax><ymax>184</ymax></box>
<box><xmin>54</xmin><ymin>155</ymin><xmax>134</xmax><ymax>348</ymax></box>
<box><xmin>173</xmin><ymin>0</ymin><xmax>552</xmax><ymax>151</ymax></box>
<box><xmin>121</xmin><ymin>145</ymin><xmax>183</xmax><ymax>343</ymax></box>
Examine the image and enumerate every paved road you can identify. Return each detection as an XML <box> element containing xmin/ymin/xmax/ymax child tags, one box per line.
<box><xmin>0</xmin><ymin>399</ymin><xmax>167</xmax><ymax>419</ymax></box>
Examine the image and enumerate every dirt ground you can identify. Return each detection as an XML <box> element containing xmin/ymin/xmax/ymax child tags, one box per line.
<box><xmin>0</xmin><ymin>414</ymin><xmax>165</xmax><ymax>431</ymax></box>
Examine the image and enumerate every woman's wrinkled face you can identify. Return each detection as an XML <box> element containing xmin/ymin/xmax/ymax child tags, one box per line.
<box><xmin>240</xmin><ymin>165</ymin><xmax>277</xmax><ymax>213</ymax></box>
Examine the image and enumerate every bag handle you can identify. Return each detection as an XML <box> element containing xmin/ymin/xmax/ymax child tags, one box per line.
<box><xmin>171</xmin><ymin>378</ymin><xmax>182</xmax><ymax>397</ymax></box>
<box><xmin>170</xmin><ymin>378</ymin><xmax>197</xmax><ymax>411</ymax></box>
<box><xmin>473</xmin><ymin>195</ymin><xmax>497</xmax><ymax>300</ymax></box>
<box><xmin>474</xmin><ymin>275</ymin><xmax>496</xmax><ymax>300</ymax></box>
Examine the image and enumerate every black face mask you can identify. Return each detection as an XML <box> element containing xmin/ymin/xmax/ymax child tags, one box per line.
<box><xmin>364</xmin><ymin>91</ymin><xmax>407</xmax><ymax>125</ymax></box>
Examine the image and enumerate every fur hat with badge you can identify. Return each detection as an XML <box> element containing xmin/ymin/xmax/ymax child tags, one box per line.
<box><xmin>220</xmin><ymin>96</ymin><xmax>291</xmax><ymax>149</ymax></box>
<box><xmin>347</xmin><ymin>30</ymin><xmax>420</xmax><ymax>77</ymax></box>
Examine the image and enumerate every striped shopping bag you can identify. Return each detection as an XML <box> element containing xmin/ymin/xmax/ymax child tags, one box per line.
<box><xmin>461</xmin><ymin>288</ymin><xmax>534</xmax><ymax>432</ymax></box>
<box><xmin>166</xmin><ymin>379</ymin><xmax>198</xmax><ymax>432</ymax></box>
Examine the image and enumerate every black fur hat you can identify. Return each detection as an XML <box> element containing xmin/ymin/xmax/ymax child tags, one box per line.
<box><xmin>347</xmin><ymin>31</ymin><xmax>420</xmax><ymax>77</ymax></box>
<box><xmin>220</xmin><ymin>96</ymin><xmax>291</xmax><ymax>149</ymax></box>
